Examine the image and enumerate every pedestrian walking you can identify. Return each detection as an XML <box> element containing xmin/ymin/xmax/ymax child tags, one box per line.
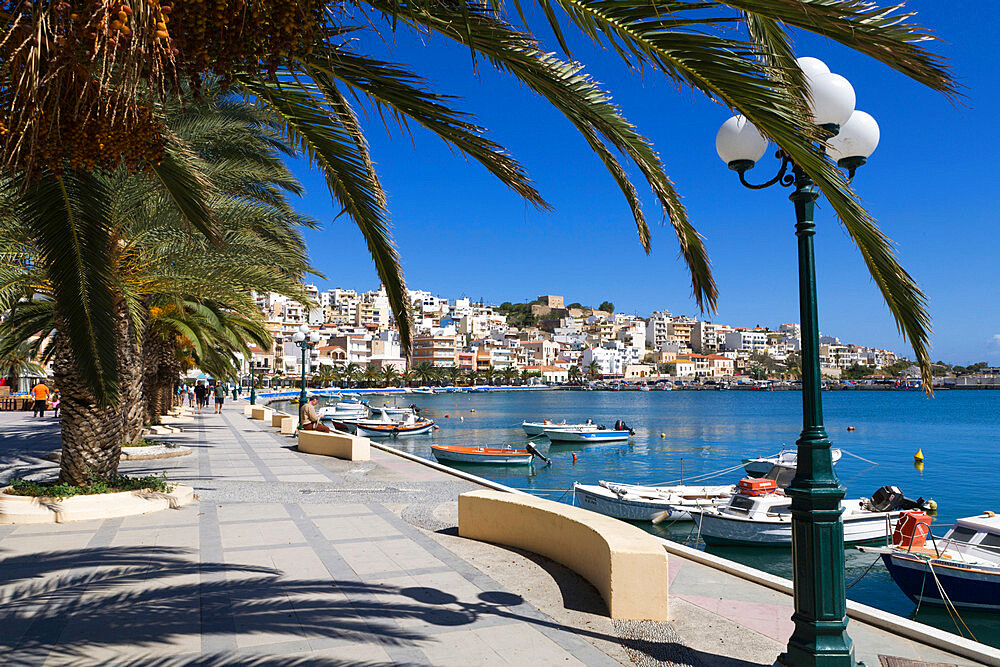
<box><xmin>194</xmin><ymin>382</ymin><xmax>207</xmax><ymax>412</ymax></box>
<box><xmin>50</xmin><ymin>390</ymin><xmax>60</xmax><ymax>418</ymax></box>
<box><xmin>187</xmin><ymin>384</ymin><xmax>195</xmax><ymax>408</ymax></box>
<box><xmin>214</xmin><ymin>381</ymin><xmax>226</xmax><ymax>413</ymax></box>
<box><xmin>31</xmin><ymin>380</ymin><xmax>49</xmax><ymax>417</ymax></box>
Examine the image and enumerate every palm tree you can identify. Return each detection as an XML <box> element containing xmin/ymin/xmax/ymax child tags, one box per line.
<box><xmin>584</xmin><ymin>361</ymin><xmax>602</xmax><ymax>380</ymax></box>
<box><xmin>342</xmin><ymin>363</ymin><xmax>362</xmax><ymax>388</ymax></box>
<box><xmin>362</xmin><ymin>364</ymin><xmax>381</xmax><ymax>388</ymax></box>
<box><xmin>381</xmin><ymin>366</ymin><xmax>401</xmax><ymax>388</ymax></box>
<box><xmin>411</xmin><ymin>362</ymin><xmax>439</xmax><ymax>386</ymax></box>
<box><xmin>568</xmin><ymin>365</ymin><xmax>582</xmax><ymax>384</ymax></box>
<box><xmin>441</xmin><ymin>365</ymin><xmax>463</xmax><ymax>388</ymax></box>
<box><xmin>315</xmin><ymin>365</ymin><xmax>337</xmax><ymax>388</ymax></box>
<box><xmin>0</xmin><ymin>341</ymin><xmax>45</xmax><ymax>393</ymax></box>
<box><xmin>478</xmin><ymin>366</ymin><xmax>497</xmax><ymax>387</ymax></box>
<box><xmin>0</xmin><ymin>2</ymin><xmax>953</xmax><ymax>406</ymax></box>
<box><xmin>500</xmin><ymin>367</ymin><xmax>520</xmax><ymax>385</ymax></box>
<box><xmin>0</xmin><ymin>94</ymin><xmax>316</xmax><ymax>476</ymax></box>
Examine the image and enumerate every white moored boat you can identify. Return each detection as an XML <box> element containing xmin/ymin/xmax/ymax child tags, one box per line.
<box><xmin>574</xmin><ymin>481</ymin><xmax>734</xmax><ymax>522</ymax></box>
<box><xmin>318</xmin><ymin>398</ymin><xmax>369</xmax><ymax>420</ymax></box>
<box><xmin>742</xmin><ymin>447</ymin><xmax>842</xmax><ymax>477</ymax></box>
<box><xmin>692</xmin><ymin>481</ymin><xmax>916</xmax><ymax>546</ymax></box>
<box><xmin>575</xmin><ymin>463</ymin><xmax>798</xmax><ymax>522</ymax></box>
<box><xmin>353</xmin><ymin>412</ymin><xmax>435</xmax><ymax>437</ymax></box>
<box><xmin>522</xmin><ymin>419</ymin><xmax>596</xmax><ymax>436</ymax></box>
<box><xmin>543</xmin><ymin>427</ymin><xmax>631</xmax><ymax>443</ymax></box>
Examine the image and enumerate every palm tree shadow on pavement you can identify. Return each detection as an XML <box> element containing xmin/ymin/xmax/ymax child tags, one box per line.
<box><xmin>1</xmin><ymin>545</ymin><xmax>765</xmax><ymax>666</ymax></box>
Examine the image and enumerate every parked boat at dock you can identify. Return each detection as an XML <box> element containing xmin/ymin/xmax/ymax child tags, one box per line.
<box><xmin>742</xmin><ymin>447</ymin><xmax>842</xmax><ymax>477</ymax></box>
<box><xmin>692</xmin><ymin>482</ymin><xmax>924</xmax><ymax>546</ymax></box>
<box><xmin>575</xmin><ymin>464</ymin><xmax>797</xmax><ymax>522</ymax></box>
<box><xmin>544</xmin><ymin>427</ymin><xmax>632</xmax><ymax>443</ymax></box>
<box><xmin>522</xmin><ymin>419</ymin><xmax>596</xmax><ymax>436</ymax></box>
<box><xmin>864</xmin><ymin>512</ymin><xmax>1000</xmax><ymax>611</ymax></box>
<box><xmin>353</xmin><ymin>412</ymin><xmax>435</xmax><ymax>437</ymax></box>
<box><xmin>431</xmin><ymin>444</ymin><xmax>539</xmax><ymax>465</ymax></box>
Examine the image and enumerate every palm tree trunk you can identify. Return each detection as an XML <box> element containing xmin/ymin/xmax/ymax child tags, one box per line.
<box><xmin>52</xmin><ymin>330</ymin><xmax>123</xmax><ymax>484</ymax></box>
<box><xmin>120</xmin><ymin>305</ymin><xmax>146</xmax><ymax>445</ymax></box>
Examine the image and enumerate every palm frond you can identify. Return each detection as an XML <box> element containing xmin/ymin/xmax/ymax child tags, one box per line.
<box><xmin>238</xmin><ymin>76</ymin><xmax>414</xmax><ymax>349</ymax></box>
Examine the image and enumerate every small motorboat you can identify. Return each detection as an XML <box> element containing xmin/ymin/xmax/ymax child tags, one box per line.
<box><xmin>742</xmin><ymin>446</ymin><xmax>842</xmax><ymax>477</ymax></box>
<box><xmin>574</xmin><ymin>481</ymin><xmax>734</xmax><ymax>522</ymax></box>
<box><xmin>318</xmin><ymin>398</ymin><xmax>369</xmax><ymax>420</ymax></box>
<box><xmin>431</xmin><ymin>443</ymin><xmax>548</xmax><ymax>465</ymax></box>
<box><xmin>692</xmin><ymin>482</ymin><xmax>924</xmax><ymax>546</ymax></box>
<box><xmin>354</xmin><ymin>412</ymin><xmax>435</xmax><ymax>437</ymax></box>
<box><xmin>522</xmin><ymin>419</ymin><xmax>597</xmax><ymax>436</ymax></box>
<box><xmin>411</xmin><ymin>387</ymin><xmax>436</xmax><ymax>394</ymax></box>
<box><xmin>575</xmin><ymin>463</ymin><xmax>797</xmax><ymax>522</ymax></box>
<box><xmin>544</xmin><ymin>425</ymin><xmax>632</xmax><ymax>443</ymax></box>
<box><xmin>865</xmin><ymin>511</ymin><xmax>1000</xmax><ymax>611</ymax></box>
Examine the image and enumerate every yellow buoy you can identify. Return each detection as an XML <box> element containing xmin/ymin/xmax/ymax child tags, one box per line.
<box><xmin>660</xmin><ymin>433</ymin><xmax>666</xmax><ymax>438</ymax></box>
<box><xmin>914</xmin><ymin>448</ymin><xmax>924</xmax><ymax>461</ymax></box>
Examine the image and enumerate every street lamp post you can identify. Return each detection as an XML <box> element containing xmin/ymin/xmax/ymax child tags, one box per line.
<box><xmin>715</xmin><ymin>56</ymin><xmax>879</xmax><ymax>667</ymax></box>
<box><xmin>292</xmin><ymin>324</ymin><xmax>321</xmax><ymax>407</ymax></box>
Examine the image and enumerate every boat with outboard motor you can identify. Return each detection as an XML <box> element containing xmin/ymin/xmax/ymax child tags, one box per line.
<box><xmin>574</xmin><ymin>464</ymin><xmax>797</xmax><ymax>522</ymax></box>
<box><xmin>522</xmin><ymin>419</ymin><xmax>597</xmax><ymax>436</ymax></box>
<box><xmin>317</xmin><ymin>398</ymin><xmax>369</xmax><ymax>420</ymax></box>
<box><xmin>742</xmin><ymin>446</ymin><xmax>842</xmax><ymax>477</ymax></box>
<box><xmin>860</xmin><ymin>511</ymin><xmax>1000</xmax><ymax>611</ymax></box>
<box><xmin>431</xmin><ymin>442</ymin><xmax>549</xmax><ymax>465</ymax></box>
<box><xmin>691</xmin><ymin>482</ymin><xmax>928</xmax><ymax>546</ymax></box>
<box><xmin>352</xmin><ymin>411</ymin><xmax>435</xmax><ymax>437</ymax></box>
<box><xmin>543</xmin><ymin>423</ymin><xmax>633</xmax><ymax>443</ymax></box>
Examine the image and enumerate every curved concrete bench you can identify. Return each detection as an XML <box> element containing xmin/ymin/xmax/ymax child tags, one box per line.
<box><xmin>458</xmin><ymin>489</ymin><xmax>668</xmax><ymax>620</ymax></box>
<box><xmin>250</xmin><ymin>406</ymin><xmax>273</xmax><ymax>421</ymax></box>
<box><xmin>297</xmin><ymin>430</ymin><xmax>370</xmax><ymax>461</ymax></box>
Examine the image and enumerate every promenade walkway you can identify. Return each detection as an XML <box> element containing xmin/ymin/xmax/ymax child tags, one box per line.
<box><xmin>0</xmin><ymin>403</ymin><xmax>988</xmax><ymax>666</ymax></box>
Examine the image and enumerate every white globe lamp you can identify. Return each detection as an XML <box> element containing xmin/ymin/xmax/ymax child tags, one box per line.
<box><xmin>716</xmin><ymin>115</ymin><xmax>768</xmax><ymax>171</ymax></box>
<box><xmin>828</xmin><ymin>110</ymin><xmax>880</xmax><ymax>172</ymax></box>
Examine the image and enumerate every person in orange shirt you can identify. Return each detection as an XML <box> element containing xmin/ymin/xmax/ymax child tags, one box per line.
<box><xmin>31</xmin><ymin>381</ymin><xmax>49</xmax><ymax>418</ymax></box>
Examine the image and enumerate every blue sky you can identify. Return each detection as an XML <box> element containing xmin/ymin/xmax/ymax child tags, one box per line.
<box><xmin>286</xmin><ymin>3</ymin><xmax>997</xmax><ymax>365</ymax></box>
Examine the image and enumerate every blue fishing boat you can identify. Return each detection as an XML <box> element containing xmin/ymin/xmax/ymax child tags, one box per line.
<box><xmin>873</xmin><ymin>512</ymin><xmax>1000</xmax><ymax>611</ymax></box>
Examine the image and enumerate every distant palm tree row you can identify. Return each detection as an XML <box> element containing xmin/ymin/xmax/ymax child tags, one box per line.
<box><xmin>287</xmin><ymin>364</ymin><xmax>553</xmax><ymax>389</ymax></box>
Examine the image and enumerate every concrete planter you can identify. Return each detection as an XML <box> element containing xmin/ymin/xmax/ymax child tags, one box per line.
<box><xmin>0</xmin><ymin>484</ymin><xmax>195</xmax><ymax>524</ymax></box>
<box><xmin>120</xmin><ymin>444</ymin><xmax>193</xmax><ymax>461</ymax></box>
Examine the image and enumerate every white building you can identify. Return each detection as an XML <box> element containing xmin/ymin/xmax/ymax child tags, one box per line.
<box><xmin>645</xmin><ymin>310</ymin><xmax>673</xmax><ymax>349</ymax></box>
<box><xmin>724</xmin><ymin>330</ymin><xmax>767</xmax><ymax>352</ymax></box>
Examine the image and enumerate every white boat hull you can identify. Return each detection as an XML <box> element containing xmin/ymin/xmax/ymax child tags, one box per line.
<box><xmin>574</xmin><ymin>483</ymin><xmax>732</xmax><ymax>522</ymax></box>
<box><xmin>544</xmin><ymin>429</ymin><xmax>631</xmax><ymax>443</ymax></box>
<box><xmin>694</xmin><ymin>502</ymin><xmax>898</xmax><ymax>546</ymax></box>
<box><xmin>743</xmin><ymin>448</ymin><xmax>842</xmax><ymax>477</ymax></box>
<box><xmin>522</xmin><ymin>422</ymin><xmax>596</xmax><ymax>436</ymax></box>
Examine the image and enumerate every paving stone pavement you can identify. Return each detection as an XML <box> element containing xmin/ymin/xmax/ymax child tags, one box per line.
<box><xmin>0</xmin><ymin>404</ymin><xmax>986</xmax><ymax>667</ymax></box>
<box><xmin>0</xmin><ymin>404</ymin><xmax>634</xmax><ymax>666</ymax></box>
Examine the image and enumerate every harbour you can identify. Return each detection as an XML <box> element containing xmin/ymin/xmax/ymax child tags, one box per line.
<box><xmin>276</xmin><ymin>388</ymin><xmax>1000</xmax><ymax>648</ymax></box>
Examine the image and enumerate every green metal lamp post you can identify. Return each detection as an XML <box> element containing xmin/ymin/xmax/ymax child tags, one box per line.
<box><xmin>292</xmin><ymin>324</ymin><xmax>321</xmax><ymax>408</ymax></box>
<box><xmin>716</xmin><ymin>56</ymin><xmax>880</xmax><ymax>667</ymax></box>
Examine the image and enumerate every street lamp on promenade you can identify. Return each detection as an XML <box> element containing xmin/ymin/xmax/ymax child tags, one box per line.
<box><xmin>715</xmin><ymin>56</ymin><xmax>879</xmax><ymax>666</ymax></box>
<box><xmin>291</xmin><ymin>324</ymin><xmax>321</xmax><ymax>407</ymax></box>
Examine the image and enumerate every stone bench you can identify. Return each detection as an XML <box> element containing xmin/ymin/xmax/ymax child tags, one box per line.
<box><xmin>458</xmin><ymin>489</ymin><xmax>669</xmax><ymax>620</ymax></box>
<box><xmin>297</xmin><ymin>429</ymin><xmax>370</xmax><ymax>461</ymax></box>
<box><xmin>250</xmin><ymin>406</ymin><xmax>273</xmax><ymax>421</ymax></box>
<box><xmin>271</xmin><ymin>411</ymin><xmax>291</xmax><ymax>428</ymax></box>
<box><xmin>279</xmin><ymin>416</ymin><xmax>298</xmax><ymax>435</ymax></box>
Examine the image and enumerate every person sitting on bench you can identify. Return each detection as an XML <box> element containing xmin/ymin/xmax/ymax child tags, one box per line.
<box><xmin>299</xmin><ymin>397</ymin><xmax>330</xmax><ymax>432</ymax></box>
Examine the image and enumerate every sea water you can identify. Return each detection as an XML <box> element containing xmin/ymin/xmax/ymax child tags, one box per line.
<box><xmin>304</xmin><ymin>389</ymin><xmax>1000</xmax><ymax>645</ymax></box>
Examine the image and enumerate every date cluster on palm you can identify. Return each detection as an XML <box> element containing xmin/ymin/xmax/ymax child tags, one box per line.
<box><xmin>0</xmin><ymin>0</ymin><xmax>325</xmax><ymax>174</ymax></box>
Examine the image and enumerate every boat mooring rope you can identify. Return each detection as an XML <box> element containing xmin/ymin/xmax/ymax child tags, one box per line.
<box><xmin>928</xmin><ymin>560</ymin><xmax>977</xmax><ymax>642</ymax></box>
<box><xmin>845</xmin><ymin>556</ymin><xmax>881</xmax><ymax>590</ymax></box>
<box><xmin>840</xmin><ymin>449</ymin><xmax>878</xmax><ymax>466</ymax></box>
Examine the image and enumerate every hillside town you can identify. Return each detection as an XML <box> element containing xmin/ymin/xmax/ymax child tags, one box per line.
<box><xmin>244</xmin><ymin>287</ymin><xmax>908</xmax><ymax>385</ymax></box>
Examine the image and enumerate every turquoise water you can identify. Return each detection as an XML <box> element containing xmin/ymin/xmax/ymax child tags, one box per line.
<box><xmin>309</xmin><ymin>390</ymin><xmax>1000</xmax><ymax>645</ymax></box>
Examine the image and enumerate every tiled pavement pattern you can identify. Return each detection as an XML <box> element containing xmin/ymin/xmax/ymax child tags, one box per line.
<box><xmin>0</xmin><ymin>406</ymin><xmax>625</xmax><ymax>666</ymax></box>
<box><xmin>0</xmin><ymin>406</ymin><xmax>982</xmax><ymax>666</ymax></box>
